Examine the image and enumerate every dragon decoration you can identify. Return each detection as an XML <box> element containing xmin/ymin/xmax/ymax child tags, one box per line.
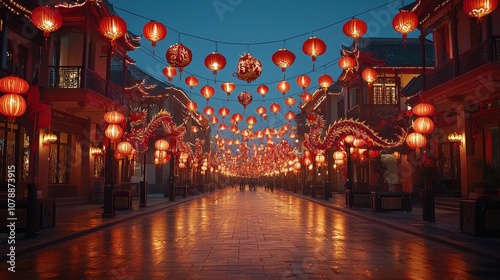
<box><xmin>124</xmin><ymin>107</ymin><xmax>187</xmax><ymax>153</ymax></box>
<box><xmin>304</xmin><ymin>112</ymin><xmax>407</xmax><ymax>151</ymax></box>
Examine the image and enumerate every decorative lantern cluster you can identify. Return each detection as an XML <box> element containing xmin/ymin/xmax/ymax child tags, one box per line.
<box><xmin>0</xmin><ymin>75</ymin><xmax>29</xmax><ymax>122</ymax></box>
<box><xmin>154</xmin><ymin>139</ymin><xmax>170</xmax><ymax>166</ymax></box>
<box><xmin>104</xmin><ymin>111</ymin><xmax>124</xmax><ymax>142</ymax></box>
<box><xmin>406</xmin><ymin>101</ymin><xmax>435</xmax><ymax>157</ymax></box>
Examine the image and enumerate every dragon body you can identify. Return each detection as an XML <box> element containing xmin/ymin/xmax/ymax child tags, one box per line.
<box><xmin>304</xmin><ymin>112</ymin><xmax>406</xmax><ymax>151</ymax></box>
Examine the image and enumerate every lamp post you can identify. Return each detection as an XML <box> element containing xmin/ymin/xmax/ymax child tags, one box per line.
<box><xmin>344</xmin><ymin>135</ymin><xmax>355</xmax><ymax>191</ymax></box>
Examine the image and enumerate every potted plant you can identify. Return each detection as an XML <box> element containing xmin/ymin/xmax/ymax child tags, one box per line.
<box><xmin>475</xmin><ymin>160</ymin><xmax>500</xmax><ymax>199</ymax></box>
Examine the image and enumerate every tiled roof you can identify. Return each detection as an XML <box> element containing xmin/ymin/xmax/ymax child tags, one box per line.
<box><xmin>401</xmin><ymin>75</ymin><xmax>423</xmax><ymax>97</ymax></box>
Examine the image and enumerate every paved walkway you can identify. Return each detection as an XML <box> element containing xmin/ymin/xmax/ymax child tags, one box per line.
<box><xmin>0</xmin><ymin>186</ymin><xmax>499</xmax><ymax>279</ymax></box>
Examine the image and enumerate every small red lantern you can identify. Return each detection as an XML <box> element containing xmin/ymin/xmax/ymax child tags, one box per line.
<box><xmin>256</xmin><ymin>106</ymin><xmax>267</xmax><ymax>116</ymax></box>
<box><xmin>271</xmin><ymin>48</ymin><xmax>296</xmax><ymax>72</ymax></box>
<box><xmin>338</xmin><ymin>56</ymin><xmax>356</xmax><ymax>70</ymax></box>
<box><xmin>99</xmin><ymin>15</ymin><xmax>127</xmax><ymax>45</ymax></box>
<box><xmin>218</xmin><ymin>123</ymin><xmax>227</xmax><ymax>131</ymax></box>
<box><xmin>284</xmin><ymin>97</ymin><xmax>296</xmax><ymax>108</ymax></box>
<box><xmin>300</xmin><ymin>92</ymin><xmax>312</xmax><ymax>102</ymax></box>
<box><xmin>200</xmin><ymin>85</ymin><xmax>215</xmax><ymax>101</ymax></box>
<box><xmin>318</xmin><ymin>74</ymin><xmax>333</xmax><ymax>90</ymax></box>
<box><xmin>392</xmin><ymin>11</ymin><xmax>419</xmax><ymax>41</ymax></box>
<box><xmin>237</xmin><ymin>91</ymin><xmax>253</xmax><ymax>109</ymax></box>
<box><xmin>166</xmin><ymin>43</ymin><xmax>192</xmax><ymax>74</ymax></box>
<box><xmin>276</xmin><ymin>80</ymin><xmax>290</xmax><ymax>95</ymax></box>
<box><xmin>162</xmin><ymin>66</ymin><xmax>177</xmax><ymax>81</ymax></box>
<box><xmin>284</xmin><ymin>111</ymin><xmax>295</xmax><ymax>122</ymax></box>
<box><xmin>302</xmin><ymin>36</ymin><xmax>326</xmax><ymax>69</ymax></box>
<box><xmin>31</xmin><ymin>6</ymin><xmax>63</xmax><ymax>38</ymax></box>
<box><xmin>231</xmin><ymin>113</ymin><xmax>243</xmax><ymax>123</ymax></box>
<box><xmin>296</xmin><ymin>74</ymin><xmax>311</xmax><ymax>91</ymax></box>
<box><xmin>464</xmin><ymin>0</ymin><xmax>498</xmax><ymax>22</ymax></box>
<box><xmin>104</xmin><ymin>111</ymin><xmax>124</xmax><ymax>124</ymax></box>
<box><xmin>186</xmin><ymin>100</ymin><xmax>197</xmax><ymax>112</ymax></box>
<box><xmin>191</xmin><ymin>126</ymin><xmax>199</xmax><ymax>133</ymax></box>
<box><xmin>0</xmin><ymin>93</ymin><xmax>26</xmax><ymax>121</ymax></box>
<box><xmin>204</xmin><ymin>106</ymin><xmax>214</xmax><ymax>116</ymax></box>
<box><xmin>257</xmin><ymin>84</ymin><xmax>269</xmax><ymax>98</ymax></box>
<box><xmin>236</xmin><ymin>53</ymin><xmax>262</xmax><ymax>83</ymax></box>
<box><xmin>210</xmin><ymin>116</ymin><xmax>219</xmax><ymax>125</ymax></box>
<box><xmin>221</xmin><ymin>82</ymin><xmax>235</xmax><ymax>97</ymax></box>
<box><xmin>0</xmin><ymin>76</ymin><xmax>29</xmax><ymax>94</ymax></box>
<box><xmin>362</xmin><ymin>67</ymin><xmax>377</xmax><ymax>85</ymax></box>
<box><xmin>270</xmin><ymin>103</ymin><xmax>281</xmax><ymax>115</ymax></box>
<box><xmin>342</xmin><ymin>18</ymin><xmax>368</xmax><ymax>40</ymax></box>
<box><xmin>246</xmin><ymin>116</ymin><xmax>257</xmax><ymax>126</ymax></box>
<box><xmin>218</xmin><ymin>107</ymin><xmax>230</xmax><ymax>118</ymax></box>
<box><xmin>143</xmin><ymin>20</ymin><xmax>167</xmax><ymax>47</ymax></box>
<box><xmin>185</xmin><ymin>75</ymin><xmax>199</xmax><ymax>89</ymax></box>
<box><xmin>412</xmin><ymin>117</ymin><xmax>435</xmax><ymax>135</ymax></box>
<box><xmin>412</xmin><ymin>102</ymin><xmax>435</xmax><ymax>117</ymax></box>
<box><xmin>204</xmin><ymin>52</ymin><xmax>226</xmax><ymax>76</ymax></box>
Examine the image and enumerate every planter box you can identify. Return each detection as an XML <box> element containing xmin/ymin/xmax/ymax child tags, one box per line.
<box><xmin>460</xmin><ymin>199</ymin><xmax>500</xmax><ymax>237</ymax></box>
<box><xmin>371</xmin><ymin>192</ymin><xmax>412</xmax><ymax>212</ymax></box>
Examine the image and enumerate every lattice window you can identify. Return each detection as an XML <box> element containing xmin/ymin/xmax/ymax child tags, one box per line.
<box><xmin>48</xmin><ymin>132</ymin><xmax>71</xmax><ymax>184</ymax></box>
<box><xmin>373</xmin><ymin>84</ymin><xmax>397</xmax><ymax>105</ymax></box>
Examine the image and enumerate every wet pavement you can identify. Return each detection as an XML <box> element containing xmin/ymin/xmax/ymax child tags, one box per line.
<box><xmin>1</xmin><ymin>186</ymin><xmax>500</xmax><ymax>279</ymax></box>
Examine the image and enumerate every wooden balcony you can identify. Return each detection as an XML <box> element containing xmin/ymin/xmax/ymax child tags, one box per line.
<box><xmin>346</xmin><ymin>104</ymin><xmax>399</xmax><ymax>126</ymax></box>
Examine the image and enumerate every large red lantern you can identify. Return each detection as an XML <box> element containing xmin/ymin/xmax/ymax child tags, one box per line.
<box><xmin>237</xmin><ymin>91</ymin><xmax>253</xmax><ymax>109</ymax></box>
<box><xmin>318</xmin><ymin>74</ymin><xmax>333</xmax><ymax>90</ymax></box>
<box><xmin>154</xmin><ymin>139</ymin><xmax>170</xmax><ymax>151</ymax></box>
<box><xmin>257</xmin><ymin>84</ymin><xmax>269</xmax><ymax>98</ymax></box>
<box><xmin>338</xmin><ymin>56</ymin><xmax>356</xmax><ymax>70</ymax></box>
<box><xmin>276</xmin><ymin>80</ymin><xmax>290</xmax><ymax>95</ymax></box>
<box><xmin>464</xmin><ymin>0</ymin><xmax>498</xmax><ymax>22</ymax></box>
<box><xmin>412</xmin><ymin>117</ymin><xmax>434</xmax><ymax>135</ymax></box>
<box><xmin>200</xmin><ymin>85</ymin><xmax>215</xmax><ymax>101</ymax></box>
<box><xmin>302</xmin><ymin>36</ymin><xmax>326</xmax><ymax>69</ymax></box>
<box><xmin>185</xmin><ymin>75</ymin><xmax>199</xmax><ymax>89</ymax></box>
<box><xmin>284</xmin><ymin>97</ymin><xmax>296</xmax><ymax>108</ymax></box>
<box><xmin>392</xmin><ymin>11</ymin><xmax>419</xmax><ymax>41</ymax></box>
<box><xmin>221</xmin><ymin>82</ymin><xmax>235</xmax><ymax>97</ymax></box>
<box><xmin>271</xmin><ymin>48</ymin><xmax>296</xmax><ymax>73</ymax></box>
<box><xmin>412</xmin><ymin>102</ymin><xmax>435</xmax><ymax>117</ymax></box>
<box><xmin>343</xmin><ymin>18</ymin><xmax>368</xmax><ymax>40</ymax></box>
<box><xmin>31</xmin><ymin>6</ymin><xmax>63</xmax><ymax>38</ymax></box>
<box><xmin>104</xmin><ymin>110</ymin><xmax>124</xmax><ymax>124</ymax></box>
<box><xmin>166</xmin><ymin>43</ymin><xmax>192</xmax><ymax>74</ymax></box>
<box><xmin>236</xmin><ymin>53</ymin><xmax>262</xmax><ymax>83</ymax></box>
<box><xmin>0</xmin><ymin>93</ymin><xmax>26</xmax><ymax>121</ymax></box>
<box><xmin>162</xmin><ymin>66</ymin><xmax>177</xmax><ymax>81</ymax></box>
<box><xmin>362</xmin><ymin>67</ymin><xmax>377</xmax><ymax>85</ymax></box>
<box><xmin>99</xmin><ymin>15</ymin><xmax>127</xmax><ymax>45</ymax></box>
<box><xmin>143</xmin><ymin>20</ymin><xmax>167</xmax><ymax>47</ymax></box>
<box><xmin>0</xmin><ymin>76</ymin><xmax>29</xmax><ymax>94</ymax></box>
<box><xmin>296</xmin><ymin>74</ymin><xmax>311</xmax><ymax>91</ymax></box>
<box><xmin>270</xmin><ymin>103</ymin><xmax>281</xmax><ymax>115</ymax></box>
<box><xmin>204</xmin><ymin>52</ymin><xmax>226</xmax><ymax>76</ymax></box>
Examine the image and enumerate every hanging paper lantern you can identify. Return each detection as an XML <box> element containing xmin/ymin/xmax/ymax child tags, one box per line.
<box><xmin>315</xmin><ymin>153</ymin><xmax>325</xmax><ymax>164</ymax></box>
<box><xmin>256</xmin><ymin>105</ymin><xmax>267</xmax><ymax>116</ymax></box>
<box><xmin>218</xmin><ymin>106</ymin><xmax>230</xmax><ymax>118</ymax></box>
<box><xmin>191</xmin><ymin>126</ymin><xmax>199</xmax><ymax>133</ymax></box>
<box><xmin>284</xmin><ymin>111</ymin><xmax>295</xmax><ymax>122</ymax></box>
<box><xmin>392</xmin><ymin>11</ymin><xmax>419</xmax><ymax>41</ymax></box>
<box><xmin>232</xmin><ymin>113</ymin><xmax>243</xmax><ymax>123</ymax></box>
<box><xmin>296</xmin><ymin>74</ymin><xmax>311</xmax><ymax>91</ymax></box>
<box><xmin>117</xmin><ymin>141</ymin><xmax>133</xmax><ymax>155</ymax></box>
<box><xmin>186</xmin><ymin>100</ymin><xmax>197</xmax><ymax>112</ymax></box>
<box><xmin>344</xmin><ymin>135</ymin><xmax>355</xmax><ymax>144</ymax></box>
<box><xmin>218</xmin><ymin>123</ymin><xmax>227</xmax><ymax>131</ymax></box>
<box><xmin>229</xmin><ymin>125</ymin><xmax>239</xmax><ymax>133</ymax></box>
<box><xmin>463</xmin><ymin>0</ymin><xmax>498</xmax><ymax>22</ymax></box>
<box><xmin>185</xmin><ymin>75</ymin><xmax>199</xmax><ymax>89</ymax></box>
<box><xmin>333</xmin><ymin>151</ymin><xmax>345</xmax><ymax>161</ymax></box>
<box><xmin>236</xmin><ymin>53</ymin><xmax>262</xmax><ymax>83</ymax></box>
<box><xmin>221</xmin><ymin>82</ymin><xmax>235</xmax><ymax>97</ymax></box>
<box><xmin>270</xmin><ymin>103</ymin><xmax>281</xmax><ymax>115</ymax></box>
<box><xmin>412</xmin><ymin>117</ymin><xmax>434</xmax><ymax>135</ymax></box>
<box><xmin>105</xmin><ymin>123</ymin><xmax>123</xmax><ymax>141</ymax></box>
<box><xmin>200</xmin><ymin>85</ymin><xmax>215</xmax><ymax>101</ymax></box>
<box><xmin>412</xmin><ymin>102</ymin><xmax>435</xmax><ymax>116</ymax></box>
<box><xmin>276</xmin><ymin>80</ymin><xmax>290</xmax><ymax>95</ymax></box>
<box><xmin>237</xmin><ymin>91</ymin><xmax>253</xmax><ymax>109</ymax></box>
<box><xmin>204</xmin><ymin>105</ymin><xmax>214</xmax><ymax>116</ymax></box>
<box><xmin>406</xmin><ymin>132</ymin><xmax>427</xmax><ymax>150</ymax></box>
<box><xmin>0</xmin><ymin>93</ymin><xmax>26</xmax><ymax>121</ymax></box>
<box><xmin>300</xmin><ymin>92</ymin><xmax>312</xmax><ymax>102</ymax></box>
<box><xmin>393</xmin><ymin>151</ymin><xmax>401</xmax><ymax>160</ymax></box>
<box><xmin>246</xmin><ymin>116</ymin><xmax>257</xmax><ymax>126</ymax></box>
<box><xmin>166</xmin><ymin>43</ymin><xmax>192</xmax><ymax>74</ymax></box>
<box><xmin>362</xmin><ymin>67</ymin><xmax>377</xmax><ymax>85</ymax></box>
<box><xmin>154</xmin><ymin>150</ymin><xmax>168</xmax><ymax>159</ymax></box>
<box><xmin>338</xmin><ymin>56</ymin><xmax>356</xmax><ymax>70</ymax></box>
<box><xmin>99</xmin><ymin>15</ymin><xmax>127</xmax><ymax>45</ymax></box>
<box><xmin>143</xmin><ymin>20</ymin><xmax>167</xmax><ymax>47</ymax></box>
<box><xmin>210</xmin><ymin>116</ymin><xmax>219</xmax><ymax>125</ymax></box>
<box><xmin>342</xmin><ymin>18</ymin><xmax>368</xmax><ymax>40</ymax></box>
<box><xmin>31</xmin><ymin>6</ymin><xmax>63</xmax><ymax>38</ymax></box>
<box><xmin>204</xmin><ymin>52</ymin><xmax>226</xmax><ymax>76</ymax></box>
<box><xmin>257</xmin><ymin>84</ymin><xmax>269</xmax><ymax>98</ymax></box>
<box><xmin>302</xmin><ymin>36</ymin><xmax>326</xmax><ymax>69</ymax></box>
<box><xmin>162</xmin><ymin>66</ymin><xmax>177</xmax><ymax>81</ymax></box>
<box><xmin>154</xmin><ymin>139</ymin><xmax>170</xmax><ymax>151</ymax></box>
<box><xmin>284</xmin><ymin>97</ymin><xmax>296</xmax><ymax>108</ymax></box>
<box><xmin>104</xmin><ymin>110</ymin><xmax>124</xmax><ymax>124</ymax></box>
<box><xmin>368</xmin><ymin>150</ymin><xmax>380</xmax><ymax>159</ymax></box>
<box><xmin>271</xmin><ymin>48</ymin><xmax>296</xmax><ymax>72</ymax></box>
<box><xmin>0</xmin><ymin>75</ymin><xmax>29</xmax><ymax>94</ymax></box>
<box><xmin>318</xmin><ymin>74</ymin><xmax>333</xmax><ymax>90</ymax></box>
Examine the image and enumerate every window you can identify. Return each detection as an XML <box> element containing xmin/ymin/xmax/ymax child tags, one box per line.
<box><xmin>434</xmin><ymin>21</ymin><xmax>452</xmax><ymax>65</ymax></box>
<box><xmin>49</xmin><ymin>132</ymin><xmax>71</xmax><ymax>184</ymax></box>
<box><xmin>373</xmin><ymin>83</ymin><xmax>397</xmax><ymax>105</ymax></box>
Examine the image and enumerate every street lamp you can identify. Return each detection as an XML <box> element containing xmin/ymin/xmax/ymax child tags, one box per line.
<box><xmin>344</xmin><ymin>135</ymin><xmax>355</xmax><ymax>191</ymax></box>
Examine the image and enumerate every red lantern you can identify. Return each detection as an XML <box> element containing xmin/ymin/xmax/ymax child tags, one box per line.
<box><xmin>166</xmin><ymin>43</ymin><xmax>192</xmax><ymax>74</ymax></box>
<box><xmin>300</xmin><ymin>92</ymin><xmax>312</xmax><ymax>102</ymax></box>
<box><xmin>284</xmin><ymin>97</ymin><xmax>296</xmax><ymax>108</ymax></box>
<box><xmin>210</xmin><ymin>116</ymin><xmax>219</xmax><ymax>125</ymax></box>
<box><xmin>271</xmin><ymin>48</ymin><xmax>296</xmax><ymax>72</ymax></box>
<box><xmin>221</xmin><ymin>82</ymin><xmax>235</xmax><ymax>97</ymax></box>
<box><xmin>186</xmin><ymin>100</ymin><xmax>197</xmax><ymax>112</ymax></box>
<box><xmin>237</xmin><ymin>91</ymin><xmax>253</xmax><ymax>109</ymax></box>
<box><xmin>276</xmin><ymin>80</ymin><xmax>290</xmax><ymax>95</ymax></box>
<box><xmin>270</xmin><ymin>103</ymin><xmax>281</xmax><ymax>115</ymax></box>
<box><xmin>231</xmin><ymin>113</ymin><xmax>243</xmax><ymax>123</ymax></box>
<box><xmin>204</xmin><ymin>106</ymin><xmax>214</xmax><ymax>116</ymax></box>
<box><xmin>412</xmin><ymin>102</ymin><xmax>435</xmax><ymax>117</ymax></box>
<box><xmin>105</xmin><ymin>123</ymin><xmax>123</xmax><ymax>141</ymax></box>
<box><xmin>99</xmin><ymin>15</ymin><xmax>127</xmax><ymax>45</ymax></box>
<box><xmin>362</xmin><ymin>67</ymin><xmax>377</xmax><ymax>85</ymax></box>
<box><xmin>191</xmin><ymin>126</ymin><xmax>199</xmax><ymax>133</ymax></box>
<box><xmin>256</xmin><ymin>105</ymin><xmax>267</xmax><ymax>116</ymax></box>
<box><xmin>0</xmin><ymin>93</ymin><xmax>26</xmax><ymax>121</ymax></box>
<box><xmin>204</xmin><ymin>52</ymin><xmax>226</xmax><ymax>75</ymax></box>
<box><xmin>31</xmin><ymin>6</ymin><xmax>63</xmax><ymax>38</ymax></box>
<box><xmin>0</xmin><ymin>76</ymin><xmax>29</xmax><ymax>94</ymax></box>
<box><xmin>296</xmin><ymin>74</ymin><xmax>311</xmax><ymax>91</ymax></box>
<box><xmin>284</xmin><ymin>111</ymin><xmax>295</xmax><ymax>122</ymax></box>
<box><xmin>412</xmin><ymin>117</ymin><xmax>434</xmax><ymax>135</ymax></box>
<box><xmin>218</xmin><ymin>123</ymin><xmax>227</xmax><ymax>131</ymax></box>
<box><xmin>185</xmin><ymin>75</ymin><xmax>199</xmax><ymax>89</ymax></box>
<box><xmin>218</xmin><ymin>107</ymin><xmax>230</xmax><ymax>118</ymax></box>
<box><xmin>342</xmin><ymin>18</ymin><xmax>368</xmax><ymax>40</ymax></box>
<box><xmin>257</xmin><ymin>84</ymin><xmax>269</xmax><ymax>98</ymax></box>
<box><xmin>104</xmin><ymin>111</ymin><xmax>124</xmax><ymax>124</ymax></box>
<box><xmin>302</xmin><ymin>36</ymin><xmax>326</xmax><ymax>69</ymax></box>
<box><xmin>117</xmin><ymin>141</ymin><xmax>133</xmax><ymax>155</ymax></box>
<box><xmin>246</xmin><ymin>116</ymin><xmax>257</xmax><ymax>126</ymax></box>
<box><xmin>338</xmin><ymin>56</ymin><xmax>356</xmax><ymax>70</ymax></box>
<box><xmin>236</xmin><ymin>53</ymin><xmax>262</xmax><ymax>83</ymax></box>
<box><xmin>200</xmin><ymin>85</ymin><xmax>215</xmax><ymax>101</ymax></box>
<box><xmin>154</xmin><ymin>139</ymin><xmax>170</xmax><ymax>151</ymax></box>
<box><xmin>392</xmin><ymin>11</ymin><xmax>419</xmax><ymax>41</ymax></box>
<box><xmin>318</xmin><ymin>74</ymin><xmax>333</xmax><ymax>90</ymax></box>
<box><xmin>143</xmin><ymin>20</ymin><xmax>167</xmax><ymax>47</ymax></box>
<box><xmin>464</xmin><ymin>0</ymin><xmax>498</xmax><ymax>22</ymax></box>
<box><xmin>162</xmin><ymin>66</ymin><xmax>177</xmax><ymax>81</ymax></box>
<box><xmin>368</xmin><ymin>150</ymin><xmax>380</xmax><ymax>159</ymax></box>
<box><xmin>406</xmin><ymin>132</ymin><xmax>427</xmax><ymax>150</ymax></box>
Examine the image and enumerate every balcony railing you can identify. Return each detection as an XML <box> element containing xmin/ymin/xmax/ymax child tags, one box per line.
<box><xmin>347</xmin><ymin>104</ymin><xmax>399</xmax><ymax>125</ymax></box>
<box><xmin>48</xmin><ymin>66</ymin><xmax>123</xmax><ymax>104</ymax></box>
